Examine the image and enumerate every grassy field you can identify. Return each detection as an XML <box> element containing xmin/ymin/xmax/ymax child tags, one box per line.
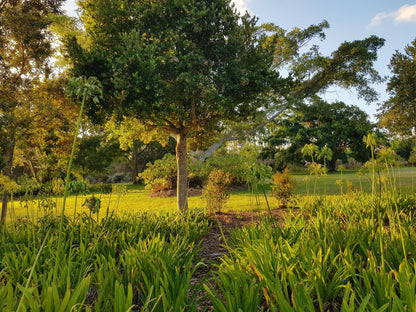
<box><xmin>5</xmin><ymin>166</ymin><xmax>416</xmax><ymax>221</ymax></box>
<box><xmin>293</xmin><ymin>166</ymin><xmax>416</xmax><ymax>195</ymax></box>
<box><xmin>6</xmin><ymin>187</ymin><xmax>274</xmax><ymax>222</ymax></box>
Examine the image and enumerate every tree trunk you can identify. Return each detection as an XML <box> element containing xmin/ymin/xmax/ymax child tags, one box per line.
<box><xmin>195</xmin><ymin>104</ymin><xmax>289</xmax><ymax>165</ymax></box>
<box><xmin>1</xmin><ymin>190</ymin><xmax>7</xmax><ymax>223</ymax></box>
<box><xmin>132</xmin><ymin>146</ymin><xmax>139</xmax><ymax>184</ymax></box>
<box><xmin>1</xmin><ymin>145</ymin><xmax>14</xmax><ymax>223</ymax></box>
<box><xmin>176</xmin><ymin>131</ymin><xmax>188</xmax><ymax>212</ymax></box>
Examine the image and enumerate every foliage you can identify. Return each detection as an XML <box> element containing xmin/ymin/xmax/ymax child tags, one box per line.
<box><xmin>82</xmin><ymin>195</ymin><xmax>101</xmax><ymax>214</ymax></box>
<box><xmin>206</xmin><ymin>192</ymin><xmax>416</xmax><ymax>311</ymax></box>
<box><xmin>0</xmin><ymin>0</ymin><xmax>65</xmax><ymax>221</ymax></box>
<box><xmin>105</xmin><ymin>116</ymin><xmax>176</xmax><ymax>183</ymax></box>
<box><xmin>409</xmin><ymin>149</ymin><xmax>416</xmax><ymax>165</ymax></box>
<box><xmin>262</xmin><ymin>99</ymin><xmax>374</xmax><ymax>171</ymax></box>
<box><xmin>391</xmin><ymin>136</ymin><xmax>415</xmax><ymax>161</ymax></box>
<box><xmin>139</xmin><ymin>154</ymin><xmax>178</xmax><ymax>192</ymax></box>
<box><xmin>378</xmin><ymin>37</ymin><xmax>416</xmax><ymax>135</ymax></box>
<box><xmin>0</xmin><ymin>174</ymin><xmax>19</xmax><ymax>193</ymax></box>
<box><xmin>69</xmin><ymin>0</ymin><xmax>282</xmax><ymax>211</ymax></box>
<box><xmin>201</xmin><ymin>146</ymin><xmax>260</xmax><ymax>186</ymax></box>
<box><xmin>271</xmin><ymin>167</ymin><xmax>296</xmax><ymax>207</ymax></box>
<box><xmin>203</xmin><ymin>169</ymin><xmax>232</xmax><ymax>213</ymax></box>
<box><xmin>13</xmin><ymin>78</ymin><xmax>79</xmax><ymax>183</ymax></box>
<box><xmin>0</xmin><ymin>211</ymin><xmax>209</xmax><ymax>311</ymax></box>
<box><xmin>139</xmin><ymin>145</ymin><xmax>264</xmax><ymax>193</ymax></box>
<box><xmin>68</xmin><ymin>0</ymin><xmax>385</xmax><ymax>211</ymax></box>
<box><xmin>73</xmin><ymin>133</ymin><xmax>124</xmax><ymax>176</ymax></box>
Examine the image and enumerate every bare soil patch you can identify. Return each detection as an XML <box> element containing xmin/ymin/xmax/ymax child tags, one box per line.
<box><xmin>149</xmin><ymin>187</ymin><xmax>202</xmax><ymax>197</ymax></box>
<box><xmin>193</xmin><ymin>208</ymin><xmax>293</xmax><ymax>310</ymax></box>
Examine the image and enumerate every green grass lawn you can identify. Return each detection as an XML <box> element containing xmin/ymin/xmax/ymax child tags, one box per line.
<box><xmin>293</xmin><ymin>166</ymin><xmax>416</xmax><ymax>195</ymax></box>
<box><xmin>7</xmin><ymin>188</ymin><xmax>274</xmax><ymax>222</ymax></box>
<box><xmin>6</xmin><ymin>166</ymin><xmax>416</xmax><ymax>221</ymax></box>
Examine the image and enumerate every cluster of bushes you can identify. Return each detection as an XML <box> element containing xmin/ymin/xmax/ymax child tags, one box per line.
<box><xmin>138</xmin><ymin>145</ymin><xmax>268</xmax><ymax>193</ymax></box>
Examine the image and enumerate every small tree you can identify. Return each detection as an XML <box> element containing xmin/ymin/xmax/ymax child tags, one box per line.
<box><xmin>271</xmin><ymin>167</ymin><xmax>296</xmax><ymax>207</ymax></box>
<box><xmin>203</xmin><ymin>169</ymin><xmax>232</xmax><ymax>214</ymax></box>
<box><xmin>0</xmin><ymin>0</ymin><xmax>64</xmax><ymax>222</ymax></box>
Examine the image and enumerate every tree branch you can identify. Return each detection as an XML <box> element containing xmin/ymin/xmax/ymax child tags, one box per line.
<box><xmin>195</xmin><ymin>102</ymin><xmax>290</xmax><ymax>164</ymax></box>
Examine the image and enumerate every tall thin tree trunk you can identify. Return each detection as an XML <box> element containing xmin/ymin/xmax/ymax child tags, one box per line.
<box><xmin>176</xmin><ymin>132</ymin><xmax>188</xmax><ymax>212</ymax></box>
<box><xmin>1</xmin><ymin>190</ymin><xmax>8</xmax><ymax>223</ymax></box>
<box><xmin>1</xmin><ymin>146</ymin><xmax>14</xmax><ymax>223</ymax></box>
<box><xmin>132</xmin><ymin>146</ymin><xmax>139</xmax><ymax>184</ymax></box>
<box><xmin>27</xmin><ymin>159</ymin><xmax>38</xmax><ymax>182</ymax></box>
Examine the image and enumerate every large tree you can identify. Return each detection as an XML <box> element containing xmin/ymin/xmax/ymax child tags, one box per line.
<box><xmin>68</xmin><ymin>0</ymin><xmax>384</xmax><ymax>211</ymax></box>
<box><xmin>261</xmin><ymin>99</ymin><xmax>374</xmax><ymax>171</ymax></box>
<box><xmin>378</xmin><ymin>38</ymin><xmax>416</xmax><ymax>136</ymax></box>
<box><xmin>0</xmin><ymin>0</ymin><xmax>64</xmax><ymax>221</ymax></box>
<box><xmin>69</xmin><ymin>0</ymin><xmax>281</xmax><ymax>211</ymax></box>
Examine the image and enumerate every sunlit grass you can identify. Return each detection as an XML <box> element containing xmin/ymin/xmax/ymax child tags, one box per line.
<box><xmin>293</xmin><ymin>166</ymin><xmax>416</xmax><ymax>195</ymax></box>
<box><xmin>7</xmin><ymin>166</ymin><xmax>416</xmax><ymax>221</ymax></box>
<box><xmin>7</xmin><ymin>189</ymin><xmax>274</xmax><ymax>221</ymax></box>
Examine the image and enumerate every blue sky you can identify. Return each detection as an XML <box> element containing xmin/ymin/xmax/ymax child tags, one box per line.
<box><xmin>63</xmin><ymin>0</ymin><xmax>416</xmax><ymax>121</ymax></box>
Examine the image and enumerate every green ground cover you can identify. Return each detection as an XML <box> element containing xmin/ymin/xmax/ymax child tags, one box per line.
<box><xmin>0</xmin><ymin>211</ymin><xmax>210</xmax><ymax>311</ymax></box>
<box><xmin>2</xmin><ymin>166</ymin><xmax>416</xmax><ymax>310</ymax></box>
<box><xmin>207</xmin><ymin>192</ymin><xmax>416</xmax><ymax>311</ymax></box>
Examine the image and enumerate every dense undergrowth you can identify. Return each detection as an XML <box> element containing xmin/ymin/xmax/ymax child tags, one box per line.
<box><xmin>3</xmin><ymin>191</ymin><xmax>416</xmax><ymax>311</ymax></box>
<box><xmin>0</xmin><ymin>211</ymin><xmax>209</xmax><ymax>311</ymax></box>
<box><xmin>206</xmin><ymin>192</ymin><xmax>416</xmax><ymax>311</ymax></box>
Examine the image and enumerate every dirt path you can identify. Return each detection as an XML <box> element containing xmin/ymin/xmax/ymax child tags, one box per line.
<box><xmin>192</xmin><ymin>209</ymin><xmax>289</xmax><ymax>310</ymax></box>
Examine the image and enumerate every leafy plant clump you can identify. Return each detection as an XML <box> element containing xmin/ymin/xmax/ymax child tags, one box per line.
<box><xmin>271</xmin><ymin>166</ymin><xmax>296</xmax><ymax>207</ymax></box>
<box><xmin>0</xmin><ymin>211</ymin><xmax>209</xmax><ymax>310</ymax></box>
<box><xmin>82</xmin><ymin>195</ymin><xmax>101</xmax><ymax>214</ymax></box>
<box><xmin>206</xmin><ymin>193</ymin><xmax>416</xmax><ymax>312</ymax></box>
<box><xmin>203</xmin><ymin>169</ymin><xmax>232</xmax><ymax>213</ymax></box>
<box><xmin>138</xmin><ymin>154</ymin><xmax>179</xmax><ymax>192</ymax></box>
<box><xmin>139</xmin><ymin>146</ymin><xmax>261</xmax><ymax>194</ymax></box>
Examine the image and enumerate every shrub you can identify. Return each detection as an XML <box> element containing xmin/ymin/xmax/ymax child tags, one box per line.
<box><xmin>201</xmin><ymin>145</ymin><xmax>259</xmax><ymax>186</ymax></box>
<box><xmin>138</xmin><ymin>154</ymin><xmax>177</xmax><ymax>191</ymax></box>
<box><xmin>408</xmin><ymin>148</ymin><xmax>416</xmax><ymax>165</ymax></box>
<box><xmin>139</xmin><ymin>145</ymin><xmax>262</xmax><ymax>193</ymax></box>
<box><xmin>203</xmin><ymin>169</ymin><xmax>232</xmax><ymax>213</ymax></box>
<box><xmin>82</xmin><ymin>195</ymin><xmax>101</xmax><ymax>214</ymax></box>
<box><xmin>271</xmin><ymin>166</ymin><xmax>296</xmax><ymax>207</ymax></box>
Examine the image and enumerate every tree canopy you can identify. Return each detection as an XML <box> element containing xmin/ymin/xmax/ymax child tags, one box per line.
<box><xmin>0</xmin><ymin>0</ymin><xmax>65</xmax><ymax>221</ymax></box>
<box><xmin>378</xmin><ymin>37</ymin><xmax>416</xmax><ymax>136</ymax></box>
<box><xmin>66</xmin><ymin>0</ymin><xmax>384</xmax><ymax>211</ymax></box>
<box><xmin>69</xmin><ymin>0</ymin><xmax>282</xmax><ymax>211</ymax></box>
<box><xmin>261</xmin><ymin>99</ymin><xmax>374</xmax><ymax>171</ymax></box>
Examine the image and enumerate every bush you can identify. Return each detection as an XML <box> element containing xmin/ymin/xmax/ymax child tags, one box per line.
<box><xmin>138</xmin><ymin>154</ymin><xmax>178</xmax><ymax>191</ymax></box>
<box><xmin>271</xmin><ymin>167</ymin><xmax>296</xmax><ymax>207</ymax></box>
<box><xmin>203</xmin><ymin>169</ymin><xmax>232</xmax><ymax>213</ymax></box>
<box><xmin>408</xmin><ymin>148</ymin><xmax>416</xmax><ymax>165</ymax></box>
<box><xmin>139</xmin><ymin>145</ymin><xmax>263</xmax><ymax>193</ymax></box>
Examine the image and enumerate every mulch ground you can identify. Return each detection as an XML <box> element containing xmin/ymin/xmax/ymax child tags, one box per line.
<box><xmin>192</xmin><ymin>208</ymin><xmax>292</xmax><ymax>311</ymax></box>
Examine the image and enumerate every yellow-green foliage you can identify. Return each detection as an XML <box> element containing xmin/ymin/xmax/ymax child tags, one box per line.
<box><xmin>0</xmin><ymin>211</ymin><xmax>209</xmax><ymax>311</ymax></box>
<box><xmin>271</xmin><ymin>167</ymin><xmax>296</xmax><ymax>206</ymax></box>
<box><xmin>203</xmin><ymin>169</ymin><xmax>232</xmax><ymax>213</ymax></box>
